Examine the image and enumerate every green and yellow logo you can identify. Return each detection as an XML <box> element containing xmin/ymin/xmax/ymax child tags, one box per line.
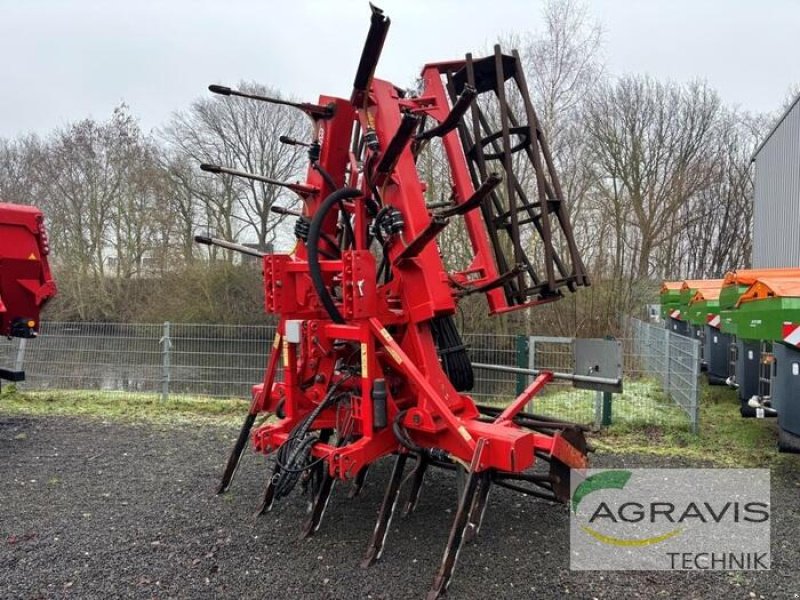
<box><xmin>572</xmin><ymin>470</ymin><xmax>682</xmax><ymax>547</ymax></box>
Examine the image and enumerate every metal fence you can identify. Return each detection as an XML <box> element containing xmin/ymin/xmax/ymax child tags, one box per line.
<box><xmin>1</xmin><ymin>320</ymin><xmax>700</xmax><ymax>430</ymax></box>
<box><xmin>1</xmin><ymin>322</ymin><xmax>276</xmax><ymax>400</ymax></box>
<box><xmin>626</xmin><ymin>317</ymin><xmax>701</xmax><ymax>432</ymax></box>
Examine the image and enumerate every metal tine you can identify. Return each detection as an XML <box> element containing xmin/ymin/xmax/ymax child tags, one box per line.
<box><xmin>492</xmin><ymin>478</ymin><xmax>558</xmax><ymax>502</ymax></box>
<box><xmin>463</xmin><ymin>471</ymin><xmax>492</xmax><ymax>544</ymax></box>
<box><xmin>427</xmin><ymin>438</ymin><xmax>487</xmax><ymax>600</ymax></box>
<box><xmin>402</xmin><ymin>454</ymin><xmax>429</xmax><ymax>517</ymax></box>
<box><xmin>348</xmin><ymin>465</ymin><xmax>370</xmax><ymax>498</ymax></box>
<box><xmin>301</xmin><ymin>429</ymin><xmax>337</xmax><ymax>537</ymax></box>
<box><xmin>362</xmin><ymin>453</ymin><xmax>408</xmax><ymax>568</ymax></box>
<box><xmin>301</xmin><ymin>470</ymin><xmax>336</xmax><ymax>538</ymax></box>
<box><xmin>217</xmin><ymin>413</ymin><xmax>257</xmax><ymax>494</ymax></box>
<box><xmin>218</xmin><ymin>333</ymin><xmax>283</xmax><ymax>494</ymax></box>
<box><xmin>254</xmin><ymin>466</ymin><xmax>279</xmax><ymax>517</ymax></box>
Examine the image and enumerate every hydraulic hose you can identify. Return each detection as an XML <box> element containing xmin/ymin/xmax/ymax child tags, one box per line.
<box><xmin>307</xmin><ymin>187</ymin><xmax>362</xmax><ymax>324</ymax></box>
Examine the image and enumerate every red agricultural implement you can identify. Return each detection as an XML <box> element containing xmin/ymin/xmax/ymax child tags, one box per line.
<box><xmin>198</xmin><ymin>5</ymin><xmax>603</xmax><ymax>597</ymax></box>
<box><xmin>0</xmin><ymin>202</ymin><xmax>56</xmax><ymax>383</ymax></box>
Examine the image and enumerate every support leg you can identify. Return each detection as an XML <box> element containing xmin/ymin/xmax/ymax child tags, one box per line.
<box><xmin>361</xmin><ymin>453</ymin><xmax>408</xmax><ymax>567</ymax></box>
<box><xmin>427</xmin><ymin>438</ymin><xmax>487</xmax><ymax>600</ymax></box>
<box><xmin>403</xmin><ymin>454</ymin><xmax>429</xmax><ymax>517</ymax></box>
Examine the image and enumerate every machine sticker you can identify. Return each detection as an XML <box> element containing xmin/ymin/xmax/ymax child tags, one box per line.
<box><xmin>378</xmin><ymin>327</ymin><xmax>403</xmax><ymax>364</ymax></box>
<box><xmin>361</xmin><ymin>343</ymin><xmax>369</xmax><ymax>378</ymax></box>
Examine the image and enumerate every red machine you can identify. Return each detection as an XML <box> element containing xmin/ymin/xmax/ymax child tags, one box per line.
<box><xmin>198</xmin><ymin>6</ymin><xmax>591</xmax><ymax>597</ymax></box>
<box><xmin>0</xmin><ymin>202</ymin><xmax>56</xmax><ymax>339</ymax></box>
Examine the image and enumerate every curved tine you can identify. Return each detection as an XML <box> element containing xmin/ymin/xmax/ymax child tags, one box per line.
<box><xmin>217</xmin><ymin>412</ymin><xmax>257</xmax><ymax>494</ymax></box>
<box><xmin>254</xmin><ymin>465</ymin><xmax>279</xmax><ymax>517</ymax></box>
<box><xmin>349</xmin><ymin>465</ymin><xmax>370</xmax><ymax>498</ymax></box>
<box><xmin>362</xmin><ymin>453</ymin><xmax>409</xmax><ymax>568</ymax></box>
<box><xmin>402</xmin><ymin>454</ymin><xmax>429</xmax><ymax>517</ymax></box>
<box><xmin>463</xmin><ymin>471</ymin><xmax>492</xmax><ymax>544</ymax></box>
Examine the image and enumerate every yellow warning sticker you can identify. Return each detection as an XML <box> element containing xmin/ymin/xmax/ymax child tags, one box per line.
<box><xmin>273</xmin><ymin>333</ymin><xmax>281</xmax><ymax>349</ymax></box>
<box><xmin>360</xmin><ymin>343</ymin><xmax>369</xmax><ymax>378</ymax></box>
<box><xmin>385</xmin><ymin>346</ymin><xmax>403</xmax><ymax>365</ymax></box>
<box><xmin>378</xmin><ymin>328</ymin><xmax>403</xmax><ymax>364</ymax></box>
<box><xmin>28</xmin><ymin>252</ymin><xmax>37</xmax><ymax>260</ymax></box>
<box><xmin>282</xmin><ymin>339</ymin><xmax>289</xmax><ymax>366</ymax></box>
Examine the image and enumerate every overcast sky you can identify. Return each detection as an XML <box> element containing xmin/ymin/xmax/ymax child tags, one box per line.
<box><xmin>1</xmin><ymin>0</ymin><xmax>798</xmax><ymax>139</ymax></box>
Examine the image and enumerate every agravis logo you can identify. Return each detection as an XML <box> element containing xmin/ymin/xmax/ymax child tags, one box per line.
<box><xmin>572</xmin><ymin>470</ymin><xmax>682</xmax><ymax>547</ymax></box>
<box><xmin>570</xmin><ymin>468</ymin><xmax>771</xmax><ymax>571</ymax></box>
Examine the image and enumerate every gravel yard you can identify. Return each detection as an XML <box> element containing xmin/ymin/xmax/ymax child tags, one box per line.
<box><xmin>1</xmin><ymin>415</ymin><xmax>799</xmax><ymax>599</ymax></box>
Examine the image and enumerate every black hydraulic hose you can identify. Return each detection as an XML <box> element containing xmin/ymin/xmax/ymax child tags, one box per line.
<box><xmin>312</xmin><ymin>161</ymin><xmax>337</xmax><ymax>192</ymax></box>
<box><xmin>307</xmin><ymin>187</ymin><xmax>362</xmax><ymax>324</ymax></box>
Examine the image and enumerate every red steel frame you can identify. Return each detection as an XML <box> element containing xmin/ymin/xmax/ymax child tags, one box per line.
<box><xmin>246</xmin><ymin>71</ymin><xmax>587</xmax><ymax>479</ymax></box>
<box><xmin>204</xmin><ymin>7</ymin><xmax>590</xmax><ymax>597</ymax></box>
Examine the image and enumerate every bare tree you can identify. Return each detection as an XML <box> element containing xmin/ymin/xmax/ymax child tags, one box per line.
<box><xmin>515</xmin><ymin>0</ymin><xmax>603</xmax><ymax>144</ymax></box>
<box><xmin>161</xmin><ymin>82</ymin><xmax>309</xmax><ymax>255</ymax></box>
<box><xmin>585</xmin><ymin>76</ymin><xmax>721</xmax><ymax>279</ymax></box>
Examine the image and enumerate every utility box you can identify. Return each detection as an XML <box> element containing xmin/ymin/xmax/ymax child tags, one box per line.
<box><xmin>573</xmin><ymin>338</ymin><xmax>623</xmax><ymax>393</ymax></box>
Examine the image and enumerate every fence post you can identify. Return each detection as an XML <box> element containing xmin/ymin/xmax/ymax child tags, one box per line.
<box><xmin>515</xmin><ymin>334</ymin><xmax>528</xmax><ymax>396</ymax></box>
<box><xmin>593</xmin><ymin>390</ymin><xmax>602</xmax><ymax>428</ymax></box>
<box><xmin>160</xmin><ymin>321</ymin><xmax>172</xmax><ymax>401</ymax></box>
<box><xmin>14</xmin><ymin>337</ymin><xmax>27</xmax><ymax>374</ymax></box>
<box><xmin>663</xmin><ymin>327</ymin><xmax>671</xmax><ymax>393</ymax></box>
<box><xmin>602</xmin><ymin>391</ymin><xmax>613</xmax><ymax>427</ymax></box>
<box><xmin>691</xmin><ymin>338</ymin><xmax>701</xmax><ymax>434</ymax></box>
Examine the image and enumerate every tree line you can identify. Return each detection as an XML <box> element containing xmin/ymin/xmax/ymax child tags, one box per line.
<box><xmin>0</xmin><ymin>0</ymin><xmax>787</xmax><ymax>334</ymax></box>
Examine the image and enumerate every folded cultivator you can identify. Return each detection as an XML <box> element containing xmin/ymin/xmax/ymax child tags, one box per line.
<box><xmin>200</xmin><ymin>6</ymin><xmax>591</xmax><ymax>597</ymax></box>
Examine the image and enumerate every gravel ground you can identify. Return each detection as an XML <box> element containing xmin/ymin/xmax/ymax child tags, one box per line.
<box><xmin>1</xmin><ymin>415</ymin><xmax>799</xmax><ymax>600</ymax></box>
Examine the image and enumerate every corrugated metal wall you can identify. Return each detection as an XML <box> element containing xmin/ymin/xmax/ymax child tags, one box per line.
<box><xmin>753</xmin><ymin>95</ymin><xmax>800</xmax><ymax>267</ymax></box>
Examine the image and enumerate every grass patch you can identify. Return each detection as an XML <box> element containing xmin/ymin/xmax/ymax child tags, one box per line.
<box><xmin>479</xmin><ymin>378</ymin><xmax>687</xmax><ymax>428</ymax></box>
<box><xmin>0</xmin><ymin>385</ymin><xmax>248</xmax><ymax>426</ymax></box>
<box><xmin>2</xmin><ymin>381</ymin><xmax>797</xmax><ymax>468</ymax></box>
<box><xmin>594</xmin><ymin>382</ymin><xmax>793</xmax><ymax>467</ymax></box>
